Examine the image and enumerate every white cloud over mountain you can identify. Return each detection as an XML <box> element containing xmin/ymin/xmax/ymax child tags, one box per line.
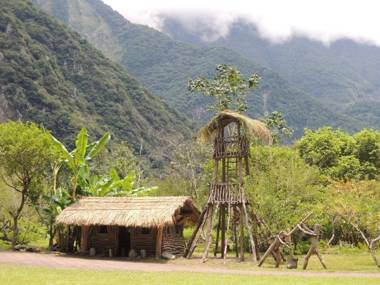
<box><xmin>103</xmin><ymin>0</ymin><xmax>380</xmax><ymax>46</ymax></box>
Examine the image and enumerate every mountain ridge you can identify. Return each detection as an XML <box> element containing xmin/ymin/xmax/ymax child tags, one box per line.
<box><xmin>32</xmin><ymin>0</ymin><xmax>366</xmax><ymax>138</ymax></box>
<box><xmin>0</xmin><ymin>0</ymin><xmax>192</xmax><ymax>162</ymax></box>
<box><xmin>160</xmin><ymin>17</ymin><xmax>380</xmax><ymax>128</ymax></box>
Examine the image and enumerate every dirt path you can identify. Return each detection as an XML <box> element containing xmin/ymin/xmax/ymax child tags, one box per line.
<box><xmin>0</xmin><ymin>251</ymin><xmax>380</xmax><ymax>278</ymax></box>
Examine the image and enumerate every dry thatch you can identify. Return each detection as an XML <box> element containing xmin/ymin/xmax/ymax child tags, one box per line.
<box><xmin>196</xmin><ymin>110</ymin><xmax>272</xmax><ymax>145</ymax></box>
<box><xmin>56</xmin><ymin>196</ymin><xmax>200</xmax><ymax>228</ymax></box>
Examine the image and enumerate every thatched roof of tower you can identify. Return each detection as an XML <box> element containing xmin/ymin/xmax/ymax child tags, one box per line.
<box><xmin>56</xmin><ymin>196</ymin><xmax>200</xmax><ymax>228</ymax></box>
<box><xmin>197</xmin><ymin>110</ymin><xmax>272</xmax><ymax>145</ymax></box>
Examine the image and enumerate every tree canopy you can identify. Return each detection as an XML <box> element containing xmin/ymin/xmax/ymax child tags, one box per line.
<box><xmin>188</xmin><ymin>64</ymin><xmax>260</xmax><ymax>113</ymax></box>
<box><xmin>0</xmin><ymin>121</ymin><xmax>55</xmax><ymax>249</ymax></box>
<box><xmin>297</xmin><ymin>127</ymin><xmax>380</xmax><ymax>180</ymax></box>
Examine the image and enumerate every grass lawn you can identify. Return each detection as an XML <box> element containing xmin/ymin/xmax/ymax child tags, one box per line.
<box><xmin>183</xmin><ymin>244</ymin><xmax>380</xmax><ymax>273</ymax></box>
<box><xmin>0</xmin><ymin>264</ymin><xmax>379</xmax><ymax>285</ymax></box>
<box><xmin>179</xmin><ymin>252</ymin><xmax>380</xmax><ymax>273</ymax></box>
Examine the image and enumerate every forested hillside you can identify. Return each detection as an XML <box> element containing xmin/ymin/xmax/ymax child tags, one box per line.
<box><xmin>32</xmin><ymin>0</ymin><xmax>364</xmax><ymax>137</ymax></box>
<box><xmin>161</xmin><ymin>18</ymin><xmax>380</xmax><ymax>128</ymax></box>
<box><xmin>0</xmin><ymin>0</ymin><xmax>191</xmax><ymax>159</ymax></box>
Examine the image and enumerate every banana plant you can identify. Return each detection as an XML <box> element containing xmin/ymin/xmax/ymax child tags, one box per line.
<box><xmin>36</xmin><ymin>188</ymin><xmax>72</xmax><ymax>250</ymax></box>
<box><xmin>81</xmin><ymin>168</ymin><xmax>156</xmax><ymax>197</ymax></box>
<box><xmin>50</xmin><ymin>128</ymin><xmax>111</xmax><ymax>200</ymax></box>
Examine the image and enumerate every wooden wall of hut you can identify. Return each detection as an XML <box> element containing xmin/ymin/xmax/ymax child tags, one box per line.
<box><xmin>162</xmin><ymin>225</ymin><xmax>185</xmax><ymax>256</ymax></box>
<box><xmin>87</xmin><ymin>226</ymin><xmax>118</xmax><ymax>256</ymax></box>
<box><xmin>84</xmin><ymin>225</ymin><xmax>186</xmax><ymax>257</ymax></box>
<box><xmin>130</xmin><ymin>227</ymin><xmax>156</xmax><ymax>256</ymax></box>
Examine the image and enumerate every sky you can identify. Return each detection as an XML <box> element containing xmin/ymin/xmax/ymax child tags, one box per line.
<box><xmin>102</xmin><ymin>0</ymin><xmax>380</xmax><ymax>46</ymax></box>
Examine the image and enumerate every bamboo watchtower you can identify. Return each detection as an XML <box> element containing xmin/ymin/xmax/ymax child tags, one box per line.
<box><xmin>184</xmin><ymin>110</ymin><xmax>272</xmax><ymax>262</ymax></box>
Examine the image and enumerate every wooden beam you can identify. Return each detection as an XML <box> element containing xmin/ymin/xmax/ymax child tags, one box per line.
<box><xmin>202</xmin><ymin>205</ymin><xmax>215</xmax><ymax>262</ymax></box>
<box><xmin>214</xmin><ymin>209</ymin><xmax>222</xmax><ymax>257</ymax></box>
<box><xmin>220</xmin><ymin>205</ymin><xmax>226</xmax><ymax>258</ymax></box>
<box><xmin>184</xmin><ymin>207</ymin><xmax>208</xmax><ymax>258</ymax></box>
<box><xmin>239</xmin><ymin>207</ymin><xmax>245</xmax><ymax>261</ymax></box>
<box><xmin>242</xmin><ymin>201</ymin><xmax>257</xmax><ymax>262</ymax></box>
<box><xmin>155</xmin><ymin>225</ymin><xmax>164</xmax><ymax>258</ymax></box>
<box><xmin>80</xmin><ymin>225</ymin><xmax>89</xmax><ymax>254</ymax></box>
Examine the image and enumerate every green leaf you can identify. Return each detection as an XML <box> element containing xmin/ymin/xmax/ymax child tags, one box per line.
<box><xmin>86</xmin><ymin>132</ymin><xmax>110</xmax><ymax>161</ymax></box>
<box><xmin>50</xmin><ymin>133</ymin><xmax>73</xmax><ymax>166</ymax></box>
<box><xmin>74</xmin><ymin>128</ymin><xmax>88</xmax><ymax>165</ymax></box>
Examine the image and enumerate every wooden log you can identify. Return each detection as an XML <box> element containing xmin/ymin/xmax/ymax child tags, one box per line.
<box><xmin>242</xmin><ymin>200</ymin><xmax>257</xmax><ymax>262</ymax></box>
<box><xmin>80</xmin><ymin>225</ymin><xmax>89</xmax><ymax>253</ymax></box>
<box><xmin>223</xmin><ymin>204</ymin><xmax>231</xmax><ymax>261</ymax></box>
<box><xmin>303</xmin><ymin>225</ymin><xmax>327</xmax><ymax>269</ymax></box>
<box><xmin>233</xmin><ymin>219</ymin><xmax>239</xmax><ymax>257</ymax></box>
<box><xmin>239</xmin><ymin>206</ymin><xmax>245</xmax><ymax>261</ymax></box>
<box><xmin>202</xmin><ymin>205</ymin><xmax>215</xmax><ymax>262</ymax></box>
<box><xmin>273</xmin><ymin>249</ymin><xmax>282</xmax><ymax>268</ymax></box>
<box><xmin>315</xmin><ymin>249</ymin><xmax>327</xmax><ymax>269</ymax></box>
<box><xmin>155</xmin><ymin>225</ymin><xmax>164</xmax><ymax>258</ymax></box>
<box><xmin>214</xmin><ymin>209</ymin><xmax>222</xmax><ymax>257</ymax></box>
<box><xmin>258</xmin><ymin>235</ymin><xmax>282</xmax><ymax>267</ymax></box>
<box><xmin>184</xmin><ymin>207</ymin><xmax>208</xmax><ymax>258</ymax></box>
<box><xmin>221</xmin><ymin>205</ymin><xmax>226</xmax><ymax>258</ymax></box>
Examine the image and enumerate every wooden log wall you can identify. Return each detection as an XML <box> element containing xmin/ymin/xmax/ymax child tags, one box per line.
<box><xmin>87</xmin><ymin>226</ymin><xmax>118</xmax><ymax>256</ymax></box>
<box><xmin>130</xmin><ymin>227</ymin><xmax>156</xmax><ymax>256</ymax></box>
<box><xmin>86</xmin><ymin>225</ymin><xmax>187</xmax><ymax>258</ymax></box>
<box><xmin>162</xmin><ymin>225</ymin><xmax>185</xmax><ymax>256</ymax></box>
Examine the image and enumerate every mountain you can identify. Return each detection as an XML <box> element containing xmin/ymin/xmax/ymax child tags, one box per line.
<box><xmin>32</xmin><ymin>0</ymin><xmax>365</xmax><ymax>138</ymax></box>
<box><xmin>0</xmin><ymin>0</ymin><xmax>192</xmax><ymax>164</ymax></box>
<box><xmin>160</xmin><ymin>18</ymin><xmax>380</xmax><ymax>128</ymax></box>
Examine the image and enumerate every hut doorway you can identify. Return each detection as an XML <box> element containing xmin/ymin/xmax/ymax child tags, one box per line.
<box><xmin>118</xmin><ymin>227</ymin><xmax>130</xmax><ymax>257</ymax></box>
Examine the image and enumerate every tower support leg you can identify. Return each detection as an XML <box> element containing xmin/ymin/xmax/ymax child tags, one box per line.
<box><xmin>184</xmin><ymin>207</ymin><xmax>208</xmax><ymax>258</ymax></box>
<box><xmin>202</xmin><ymin>205</ymin><xmax>215</xmax><ymax>262</ymax></box>
<box><xmin>239</xmin><ymin>206</ymin><xmax>245</xmax><ymax>261</ymax></box>
<box><xmin>213</xmin><ymin>209</ymin><xmax>221</xmax><ymax>257</ymax></box>
<box><xmin>242</xmin><ymin>202</ymin><xmax>258</xmax><ymax>262</ymax></box>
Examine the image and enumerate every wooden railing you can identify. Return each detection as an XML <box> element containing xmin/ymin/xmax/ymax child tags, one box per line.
<box><xmin>208</xmin><ymin>183</ymin><xmax>246</xmax><ymax>205</ymax></box>
<box><xmin>213</xmin><ymin>136</ymin><xmax>249</xmax><ymax>159</ymax></box>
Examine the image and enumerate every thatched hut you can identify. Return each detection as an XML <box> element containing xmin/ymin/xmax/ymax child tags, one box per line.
<box><xmin>56</xmin><ymin>196</ymin><xmax>200</xmax><ymax>258</ymax></box>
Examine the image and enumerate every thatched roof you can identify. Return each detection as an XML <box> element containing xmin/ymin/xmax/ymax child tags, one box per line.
<box><xmin>56</xmin><ymin>196</ymin><xmax>200</xmax><ymax>228</ymax></box>
<box><xmin>197</xmin><ymin>110</ymin><xmax>272</xmax><ymax>145</ymax></box>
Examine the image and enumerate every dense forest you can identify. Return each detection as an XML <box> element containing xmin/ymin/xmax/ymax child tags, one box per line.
<box><xmin>32</xmin><ymin>0</ymin><xmax>365</xmax><ymax>137</ymax></box>
<box><xmin>0</xmin><ymin>0</ymin><xmax>191</xmax><ymax>163</ymax></box>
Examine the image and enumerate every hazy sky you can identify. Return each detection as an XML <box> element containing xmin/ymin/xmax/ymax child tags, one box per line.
<box><xmin>102</xmin><ymin>0</ymin><xmax>380</xmax><ymax>45</ymax></box>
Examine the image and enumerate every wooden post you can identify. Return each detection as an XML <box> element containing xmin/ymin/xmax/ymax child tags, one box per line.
<box><xmin>220</xmin><ymin>205</ymin><xmax>226</xmax><ymax>258</ymax></box>
<box><xmin>184</xmin><ymin>207</ymin><xmax>208</xmax><ymax>258</ymax></box>
<box><xmin>233</xmin><ymin>216</ymin><xmax>239</xmax><ymax>257</ymax></box>
<box><xmin>214</xmin><ymin>160</ymin><xmax>219</xmax><ymax>182</ymax></box>
<box><xmin>239</xmin><ymin>206</ymin><xmax>245</xmax><ymax>261</ymax></box>
<box><xmin>202</xmin><ymin>205</ymin><xmax>214</xmax><ymax>262</ymax></box>
<box><xmin>80</xmin><ymin>225</ymin><xmax>89</xmax><ymax>253</ymax></box>
<box><xmin>303</xmin><ymin>224</ymin><xmax>327</xmax><ymax>270</ymax></box>
<box><xmin>258</xmin><ymin>237</ymin><xmax>280</xmax><ymax>266</ymax></box>
<box><xmin>242</xmin><ymin>200</ymin><xmax>257</xmax><ymax>262</ymax></box>
<box><xmin>223</xmin><ymin>204</ymin><xmax>231</xmax><ymax>262</ymax></box>
<box><xmin>155</xmin><ymin>225</ymin><xmax>164</xmax><ymax>258</ymax></box>
<box><xmin>214</xmin><ymin>209</ymin><xmax>222</xmax><ymax>257</ymax></box>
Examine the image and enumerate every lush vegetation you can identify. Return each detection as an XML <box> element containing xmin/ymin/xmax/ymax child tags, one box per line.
<box><xmin>0</xmin><ymin>0</ymin><xmax>191</xmax><ymax>162</ymax></box>
<box><xmin>33</xmin><ymin>0</ymin><xmax>364</xmax><ymax>137</ymax></box>
<box><xmin>0</xmin><ymin>122</ymin><xmax>153</xmax><ymax>251</ymax></box>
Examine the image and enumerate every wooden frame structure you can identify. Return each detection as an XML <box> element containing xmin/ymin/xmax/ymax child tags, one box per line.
<box><xmin>258</xmin><ymin>213</ymin><xmax>327</xmax><ymax>269</ymax></box>
<box><xmin>185</xmin><ymin>112</ymin><xmax>271</xmax><ymax>262</ymax></box>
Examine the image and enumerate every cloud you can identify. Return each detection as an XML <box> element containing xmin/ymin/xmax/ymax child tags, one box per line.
<box><xmin>102</xmin><ymin>0</ymin><xmax>380</xmax><ymax>46</ymax></box>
